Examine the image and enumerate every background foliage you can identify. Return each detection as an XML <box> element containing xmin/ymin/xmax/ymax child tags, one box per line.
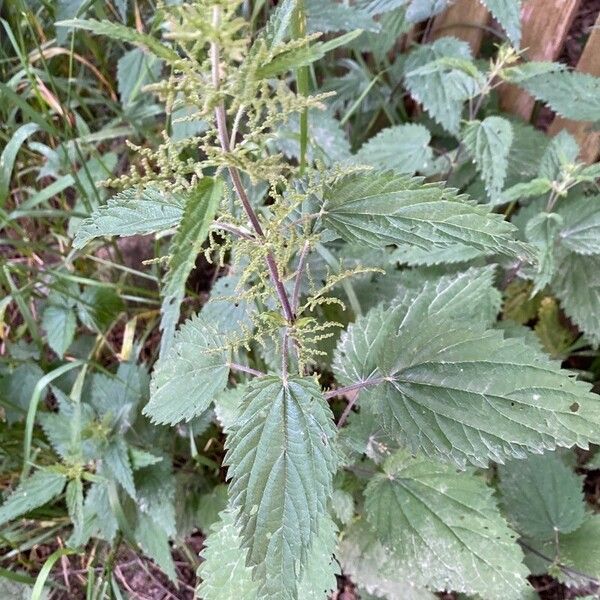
<box><xmin>2</xmin><ymin>0</ymin><xmax>600</xmax><ymax>599</ymax></box>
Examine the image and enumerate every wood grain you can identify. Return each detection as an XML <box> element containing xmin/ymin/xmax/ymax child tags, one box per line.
<box><xmin>547</xmin><ymin>13</ymin><xmax>600</xmax><ymax>163</ymax></box>
<box><xmin>499</xmin><ymin>0</ymin><xmax>581</xmax><ymax>121</ymax></box>
<box><xmin>431</xmin><ymin>0</ymin><xmax>490</xmax><ymax>53</ymax></box>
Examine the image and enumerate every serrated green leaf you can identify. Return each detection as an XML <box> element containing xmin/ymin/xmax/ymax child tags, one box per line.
<box><xmin>514</xmin><ymin>70</ymin><xmax>600</xmax><ymax>122</ymax></box>
<box><xmin>135</xmin><ymin>511</ymin><xmax>177</xmax><ymax>583</ymax></box>
<box><xmin>338</xmin><ymin>520</ymin><xmax>438</xmax><ymax>600</ymax></box>
<box><xmin>134</xmin><ymin>461</ymin><xmax>176</xmax><ymax>537</ymax></box>
<box><xmin>552</xmin><ymin>251</ymin><xmax>600</xmax><ymax>346</ymax></box>
<box><xmin>257</xmin><ymin>30</ymin><xmax>363</xmax><ymax>79</ymax></box>
<box><xmin>55</xmin><ymin>19</ymin><xmax>179</xmax><ymax>62</ymax></box>
<box><xmin>225</xmin><ymin>376</ymin><xmax>337</xmax><ymax>599</ymax></box>
<box><xmin>480</xmin><ymin>0</ymin><xmax>521</xmax><ymax>47</ymax></box>
<box><xmin>406</xmin><ymin>0</ymin><xmax>450</xmax><ymax>23</ymax></box>
<box><xmin>117</xmin><ymin>47</ymin><xmax>161</xmax><ymax>107</ymax></box>
<box><xmin>501</xmin><ymin>61</ymin><xmax>565</xmax><ymax>84</ymax></box>
<box><xmin>556</xmin><ymin>196</ymin><xmax>600</xmax><ymax>256</ymax></box>
<box><xmin>538</xmin><ymin>130</ymin><xmax>579</xmax><ymax>181</ymax></box>
<box><xmin>306</xmin><ymin>0</ymin><xmax>379</xmax><ymax>33</ymax></box>
<box><xmin>525</xmin><ymin>515</ymin><xmax>600</xmax><ymax>584</ymax></box>
<box><xmin>198</xmin><ymin>507</ymin><xmax>338</xmax><ymax>600</ymax></box>
<box><xmin>498</xmin><ymin>178</ymin><xmax>552</xmax><ymax>205</ymax></box>
<box><xmin>0</xmin><ymin>470</ymin><xmax>67</xmax><ymax>526</ymax></box>
<box><xmin>334</xmin><ymin>270</ymin><xmax>600</xmax><ymax>467</ymax></box>
<box><xmin>354</xmin><ymin>124</ymin><xmax>433</xmax><ymax>175</ymax></box>
<box><xmin>274</xmin><ymin>109</ymin><xmax>351</xmax><ymax>167</ymax></box>
<box><xmin>160</xmin><ymin>177</ymin><xmax>222</xmax><ymax>356</ymax></box>
<box><xmin>365</xmin><ymin>451</ymin><xmax>529</xmax><ymax>599</ymax></box>
<box><xmin>499</xmin><ymin>453</ymin><xmax>585</xmax><ymax>540</ymax></box>
<box><xmin>42</xmin><ymin>299</ymin><xmax>76</xmax><ymax>358</ymax></box>
<box><xmin>463</xmin><ymin>117</ymin><xmax>513</xmax><ymax>201</ymax></box>
<box><xmin>404</xmin><ymin>38</ymin><xmax>479</xmax><ymax>134</ymax></box>
<box><xmin>332</xmin><ymin>488</ymin><xmax>355</xmax><ymax>525</ymax></box>
<box><xmin>73</xmin><ymin>188</ymin><xmax>184</xmax><ymax>249</ymax></box>
<box><xmin>0</xmin><ymin>362</ymin><xmax>44</xmax><ymax>424</ymax></box>
<box><xmin>322</xmin><ymin>171</ymin><xmax>528</xmax><ymax>261</ymax></box>
<box><xmin>197</xmin><ymin>508</ymin><xmax>261</xmax><ymax>600</ymax></box>
<box><xmin>103</xmin><ymin>438</ymin><xmax>136</xmax><ymax>499</ymax></box>
<box><xmin>66</xmin><ymin>478</ymin><xmax>84</xmax><ymax>544</ymax></box>
<box><xmin>525</xmin><ymin>212</ymin><xmax>563</xmax><ymax>293</ymax></box>
<box><xmin>296</xmin><ymin>515</ymin><xmax>339</xmax><ymax>599</ymax></box>
<box><xmin>77</xmin><ymin>286</ymin><xmax>124</xmax><ymax>331</ymax></box>
<box><xmin>144</xmin><ymin>313</ymin><xmax>229</xmax><ymax>425</ymax></box>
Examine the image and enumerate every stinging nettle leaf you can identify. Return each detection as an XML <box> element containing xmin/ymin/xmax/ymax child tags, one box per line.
<box><xmin>144</xmin><ymin>312</ymin><xmax>230</xmax><ymax>425</ymax></box>
<box><xmin>225</xmin><ymin>376</ymin><xmax>337</xmax><ymax>599</ymax></box>
<box><xmin>0</xmin><ymin>470</ymin><xmax>67</xmax><ymax>526</ymax></box>
<box><xmin>556</xmin><ymin>196</ymin><xmax>600</xmax><ymax>256</ymax></box>
<box><xmin>354</xmin><ymin>123</ymin><xmax>433</xmax><ymax>175</ymax></box>
<box><xmin>514</xmin><ymin>70</ymin><xmax>600</xmax><ymax>122</ymax></box>
<box><xmin>552</xmin><ymin>251</ymin><xmax>600</xmax><ymax>346</ymax></box>
<box><xmin>73</xmin><ymin>187</ymin><xmax>184</xmax><ymax>249</ymax></box>
<box><xmin>365</xmin><ymin>451</ymin><xmax>530</xmax><ymax>599</ymax></box>
<box><xmin>334</xmin><ymin>270</ymin><xmax>600</xmax><ymax>467</ymax></box>
<box><xmin>463</xmin><ymin>116</ymin><xmax>513</xmax><ymax>201</ymax></box>
<box><xmin>321</xmin><ymin>170</ymin><xmax>529</xmax><ymax>261</ymax></box>
<box><xmin>55</xmin><ymin>19</ymin><xmax>179</xmax><ymax>62</ymax></box>
<box><xmin>160</xmin><ymin>177</ymin><xmax>222</xmax><ymax>356</ymax></box>
<box><xmin>404</xmin><ymin>37</ymin><xmax>479</xmax><ymax>134</ymax></box>
<box><xmin>499</xmin><ymin>452</ymin><xmax>585</xmax><ymax>541</ymax></box>
<box><xmin>480</xmin><ymin>0</ymin><xmax>522</xmax><ymax>47</ymax></box>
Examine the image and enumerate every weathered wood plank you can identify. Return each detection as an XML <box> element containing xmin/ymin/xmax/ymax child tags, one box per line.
<box><xmin>547</xmin><ymin>13</ymin><xmax>600</xmax><ymax>163</ymax></box>
<box><xmin>499</xmin><ymin>0</ymin><xmax>581</xmax><ymax>121</ymax></box>
<box><xmin>431</xmin><ymin>0</ymin><xmax>489</xmax><ymax>53</ymax></box>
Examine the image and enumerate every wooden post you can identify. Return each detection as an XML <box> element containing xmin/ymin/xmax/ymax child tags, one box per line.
<box><xmin>499</xmin><ymin>0</ymin><xmax>581</xmax><ymax>121</ymax></box>
<box><xmin>547</xmin><ymin>14</ymin><xmax>600</xmax><ymax>164</ymax></box>
<box><xmin>431</xmin><ymin>0</ymin><xmax>490</xmax><ymax>54</ymax></box>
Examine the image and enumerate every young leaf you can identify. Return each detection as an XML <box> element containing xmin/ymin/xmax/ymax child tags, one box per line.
<box><xmin>463</xmin><ymin>117</ymin><xmax>513</xmax><ymax>201</ymax></box>
<box><xmin>42</xmin><ymin>294</ymin><xmax>76</xmax><ymax>358</ymax></box>
<box><xmin>499</xmin><ymin>453</ymin><xmax>585</xmax><ymax>541</ymax></box>
<box><xmin>117</xmin><ymin>48</ymin><xmax>161</xmax><ymax>107</ymax></box>
<box><xmin>225</xmin><ymin>376</ymin><xmax>337</xmax><ymax>599</ymax></box>
<box><xmin>55</xmin><ymin>19</ymin><xmax>179</xmax><ymax>61</ymax></box>
<box><xmin>354</xmin><ymin>124</ymin><xmax>433</xmax><ymax>175</ymax></box>
<box><xmin>525</xmin><ymin>212</ymin><xmax>563</xmax><ymax>294</ymax></box>
<box><xmin>73</xmin><ymin>188</ymin><xmax>184</xmax><ymax>249</ymax></box>
<box><xmin>552</xmin><ymin>252</ymin><xmax>600</xmax><ymax>346</ymax></box>
<box><xmin>103</xmin><ymin>438</ymin><xmax>136</xmax><ymax>500</ymax></box>
<box><xmin>404</xmin><ymin>38</ymin><xmax>479</xmax><ymax>134</ymax></box>
<box><xmin>160</xmin><ymin>177</ymin><xmax>222</xmax><ymax>356</ymax></box>
<box><xmin>334</xmin><ymin>271</ymin><xmax>600</xmax><ymax>467</ymax></box>
<box><xmin>321</xmin><ymin>171</ymin><xmax>529</xmax><ymax>260</ymax></box>
<box><xmin>144</xmin><ymin>313</ymin><xmax>230</xmax><ymax>425</ymax></box>
<box><xmin>514</xmin><ymin>70</ymin><xmax>600</xmax><ymax>122</ymax></box>
<box><xmin>365</xmin><ymin>451</ymin><xmax>530</xmax><ymax>599</ymax></box>
<box><xmin>0</xmin><ymin>470</ymin><xmax>67</xmax><ymax>526</ymax></box>
<box><xmin>557</xmin><ymin>196</ymin><xmax>600</xmax><ymax>256</ymax></box>
<box><xmin>480</xmin><ymin>0</ymin><xmax>522</xmax><ymax>47</ymax></box>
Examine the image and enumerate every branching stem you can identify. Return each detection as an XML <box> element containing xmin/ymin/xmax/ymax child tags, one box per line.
<box><xmin>210</xmin><ymin>5</ymin><xmax>295</xmax><ymax>326</ymax></box>
<box><xmin>229</xmin><ymin>362</ymin><xmax>266</xmax><ymax>378</ymax></box>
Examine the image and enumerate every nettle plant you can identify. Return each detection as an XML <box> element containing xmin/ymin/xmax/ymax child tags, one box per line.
<box><xmin>3</xmin><ymin>0</ymin><xmax>600</xmax><ymax>598</ymax></box>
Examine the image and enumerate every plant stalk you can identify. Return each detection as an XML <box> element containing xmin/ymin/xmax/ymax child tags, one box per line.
<box><xmin>210</xmin><ymin>6</ymin><xmax>295</xmax><ymax>325</ymax></box>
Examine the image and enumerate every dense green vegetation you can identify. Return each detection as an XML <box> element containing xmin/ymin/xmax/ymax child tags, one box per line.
<box><xmin>2</xmin><ymin>0</ymin><xmax>600</xmax><ymax>598</ymax></box>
